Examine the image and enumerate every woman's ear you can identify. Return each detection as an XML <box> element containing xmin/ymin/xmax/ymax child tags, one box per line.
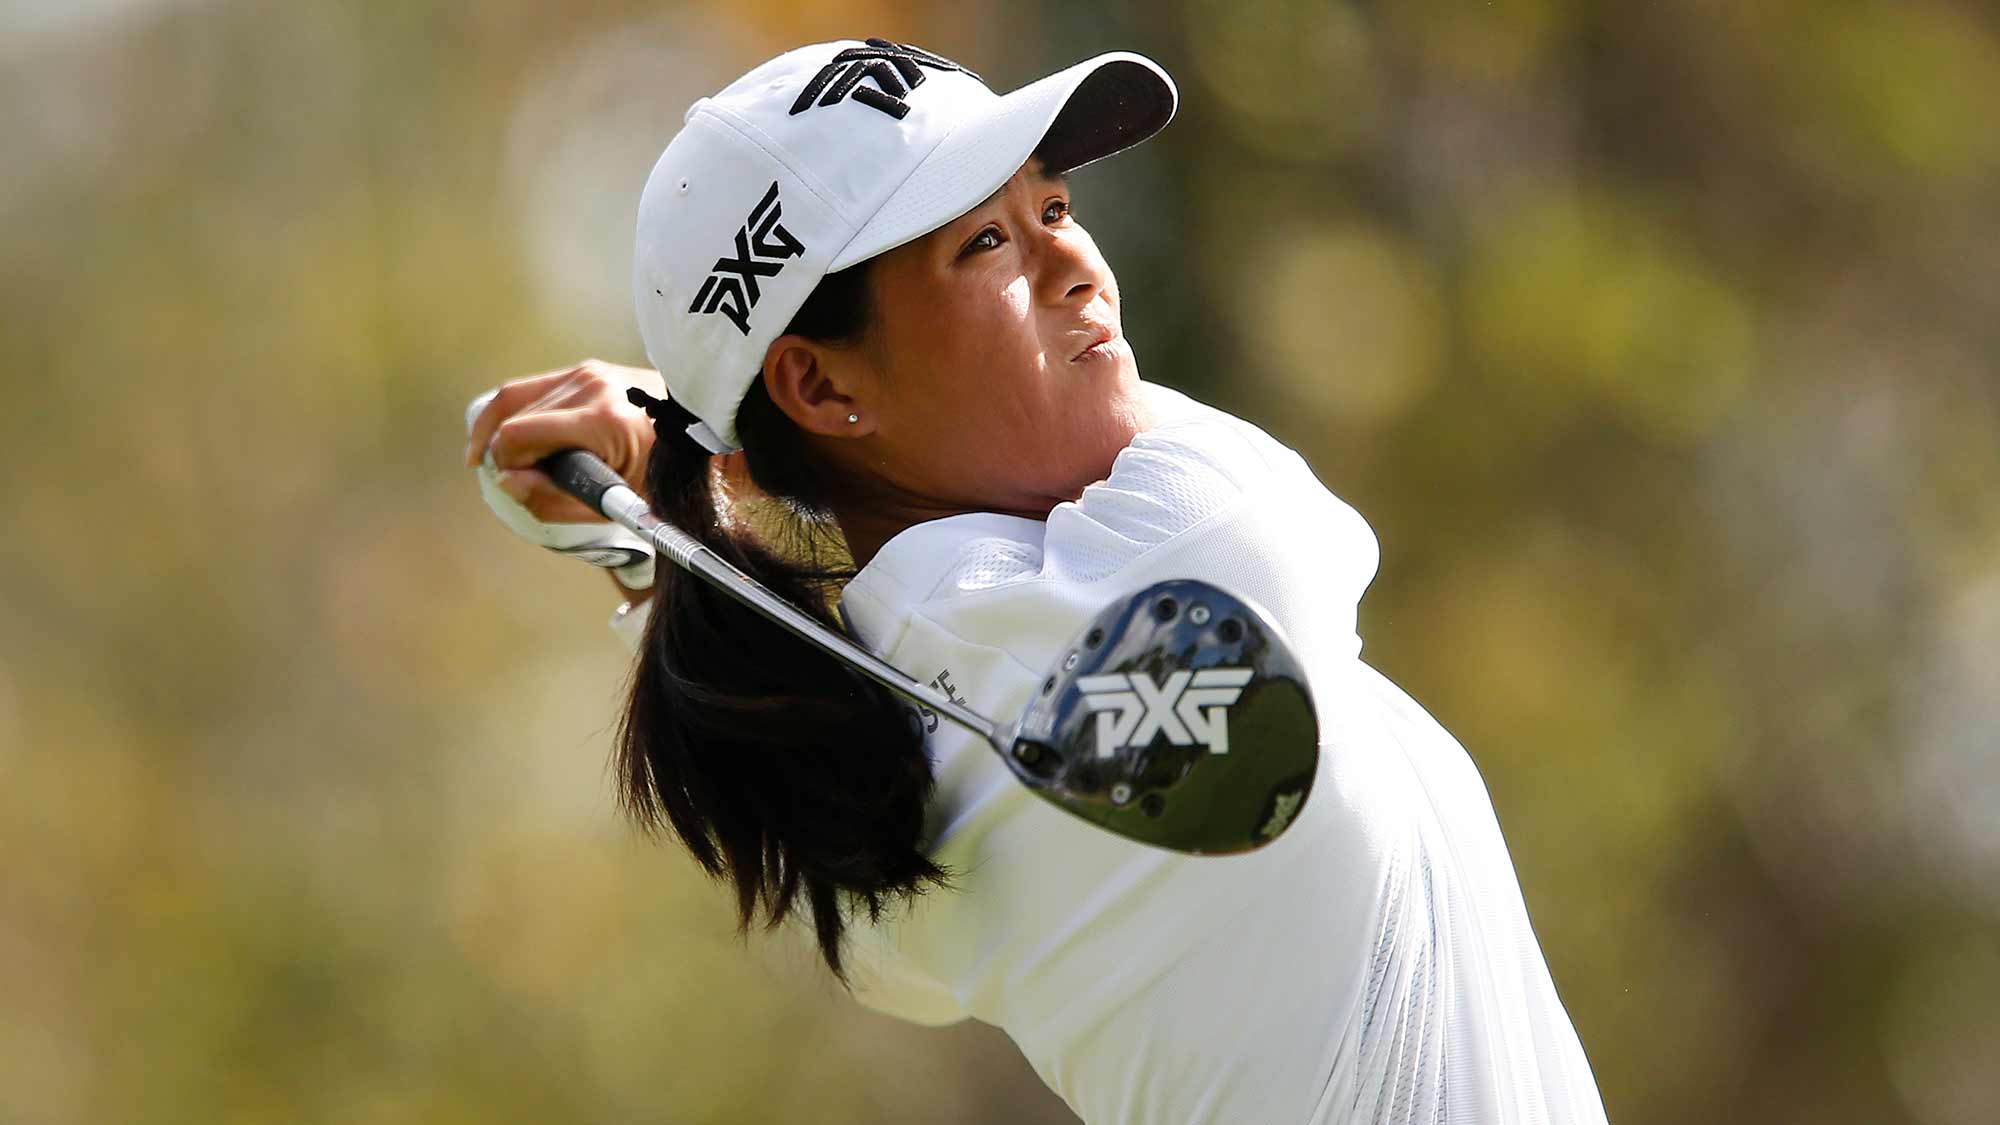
<box><xmin>762</xmin><ymin>334</ymin><xmax>871</xmax><ymax>438</ymax></box>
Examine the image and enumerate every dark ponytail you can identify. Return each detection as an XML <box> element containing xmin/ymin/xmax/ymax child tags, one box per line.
<box><xmin>616</xmin><ymin>258</ymin><xmax>952</xmax><ymax>984</ymax></box>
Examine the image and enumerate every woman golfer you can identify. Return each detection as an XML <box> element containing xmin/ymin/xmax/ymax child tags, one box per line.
<box><xmin>465</xmin><ymin>38</ymin><xmax>1608</xmax><ymax>1125</ymax></box>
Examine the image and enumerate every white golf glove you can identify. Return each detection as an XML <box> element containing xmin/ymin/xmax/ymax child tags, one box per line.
<box><xmin>465</xmin><ymin>388</ymin><xmax>656</xmax><ymax>591</ymax></box>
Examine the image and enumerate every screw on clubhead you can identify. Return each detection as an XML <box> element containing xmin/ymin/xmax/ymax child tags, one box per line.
<box><xmin>1190</xmin><ymin>604</ymin><xmax>1211</xmax><ymax>625</ymax></box>
<box><xmin>1110</xmin><ymin>782</ymin><xmax>1134</xmax><ymax>805</ymax></box>
<box><xmin>1011</xmin><ymin>739</ymin><xmax>1061</xmax><ymax>780</ymax></box>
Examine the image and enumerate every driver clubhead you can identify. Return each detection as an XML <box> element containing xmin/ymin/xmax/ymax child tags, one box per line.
<box><xmin>1002</xmin><ymin>579</ymin><xmax>1319</xmax><ymax>855</ymax></box>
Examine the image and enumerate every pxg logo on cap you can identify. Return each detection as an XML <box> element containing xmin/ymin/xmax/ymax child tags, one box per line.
<box><xmin>688</xmin><ymin>182</ymin><xmax>805</xmax><ymax>336</ymax></box>
<box><xmin>789</xmin><ymin>37</ymin><xmax>980</xmax><ymax>119</ymax></box>
<box><xmin>686</xmin><ymin>38</ymin><xmax>976</xmax><ymax>337</ymax></box>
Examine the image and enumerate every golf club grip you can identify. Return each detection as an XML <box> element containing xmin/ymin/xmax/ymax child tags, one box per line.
<box><xmin>540</xmin><ymin>448</ymin><xmax>625</xmax><ymax>516</ymax></box>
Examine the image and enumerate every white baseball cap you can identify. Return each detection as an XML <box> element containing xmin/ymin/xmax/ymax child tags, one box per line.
<box><xmin>632</xmin><ymin>37</ymin><xmax>1178</xmax><ymax>455</ymax></box>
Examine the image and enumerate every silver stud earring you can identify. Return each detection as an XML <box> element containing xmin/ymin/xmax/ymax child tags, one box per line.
<box><xmin>847</xmin><ymin>413</ymin><xmax>859</xmax><ymax>423</ymax></box>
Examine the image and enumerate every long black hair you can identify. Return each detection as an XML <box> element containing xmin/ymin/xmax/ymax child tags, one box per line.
<box><xmin>616</xmin><ymin>256</ymin><xmax>953</xmax><ymax>983</ymax></box>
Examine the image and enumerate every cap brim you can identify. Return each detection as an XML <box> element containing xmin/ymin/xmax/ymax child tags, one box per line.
<box><xmin>828</xmin><ymin>51</ymin><xmax>1177</xmax><ymax>271</ymax></box>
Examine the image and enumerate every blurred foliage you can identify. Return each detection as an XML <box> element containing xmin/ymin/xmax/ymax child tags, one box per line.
<box><xmin>4</xmin><ymin>1</ymin><xmax>1998</xmax><ymax>1122</ymax></box>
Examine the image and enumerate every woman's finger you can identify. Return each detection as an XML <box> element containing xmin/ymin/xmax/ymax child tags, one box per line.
<box><xmin>490</xmin><ymin>405</ymin><xmax>644</xmax><ymax>481</ymax></box>
<box><xmin>465</xmin><ymin>368</ymin><xmax>579</xmax><ymax>465</ymax></box>
<box><xmin>489</xmin><ymin>405</ymin><xmax>602</xmax><ymax>468</ymax></box>
<box><xmin>496</xmin><ymin>467</ymin><xmax>602</xmax><ymax>523</ymax></box>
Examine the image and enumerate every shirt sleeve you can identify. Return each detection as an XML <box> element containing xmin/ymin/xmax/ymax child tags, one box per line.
<box><xmin>837</xmin><ymin>912</ymin><xmax>972</xmax><ymax>1027</ymax></box>
<box><xmin>1033</xmin><ymin>381</ymin><xmax>1305</xmax><ymax>583</ymax></box>
<box><xmin>760</xmin><ymin>893</ymin><xmax>970</xmax><ymax>1027</ymax></box>
<box><xmin>919</xmin><ymin>381</ymin><xmax>1337</xmax><ymax>601</ymax></box>
<box><xmin>923</xmin><ymin>380</ymin><xmax>1379</xmax><ymax>679</ymax></box>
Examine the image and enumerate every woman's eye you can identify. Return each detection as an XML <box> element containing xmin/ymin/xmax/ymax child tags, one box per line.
<box><xmin>964</xmin><ymin>227</ymin><xmax>1001</xmax><ymax>255</ymax></box>
<box><xmin>1044</xmin><ymin>199</ymin><xmax>1071</xmax><ymax>223</ymax></box>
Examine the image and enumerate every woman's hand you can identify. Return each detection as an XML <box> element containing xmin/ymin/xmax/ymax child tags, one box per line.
<box><xmin>464</xmin><ymin>358</ymin><xmax>665</xmax><ymax>524</ymax></box>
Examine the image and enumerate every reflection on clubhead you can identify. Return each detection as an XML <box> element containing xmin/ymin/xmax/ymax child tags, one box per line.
<box><xmin>1004</xmin><ymin>579</ymin><xmax>1319</xmax><ymax>854</ymax></box>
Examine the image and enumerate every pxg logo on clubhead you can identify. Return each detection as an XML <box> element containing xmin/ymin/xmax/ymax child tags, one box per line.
<box><xmin>1008</xmin><ymin>579</ymin><xmax>1320</xmax><ymax>855</ymax></box>
<box><xmin>1077</xmin><ymin>667</ymin><xmax>1256</xmax><ymax>757</ymax></box>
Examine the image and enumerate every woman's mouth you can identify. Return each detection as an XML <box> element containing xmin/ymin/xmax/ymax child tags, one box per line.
<box><xmin>1072</xmin><ymin>332</ymin><xmax>1122</xmax><ymax>363</ymax></box>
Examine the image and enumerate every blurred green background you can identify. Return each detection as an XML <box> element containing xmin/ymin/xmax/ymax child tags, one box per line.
<box><xmin>5</xmin><ymin>1</ymin><xmax>1998</xmax><ymax>1122</ymax></box>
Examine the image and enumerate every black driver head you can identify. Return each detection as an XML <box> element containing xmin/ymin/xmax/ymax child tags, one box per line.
<box><xmin>1003</xmin><ymin>579</ymin><xmax>1319</xmax><ymax>854</ymax></box>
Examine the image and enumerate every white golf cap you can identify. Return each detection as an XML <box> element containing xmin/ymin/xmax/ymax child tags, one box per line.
<box><xmin>632</xmin><ymin>37</ymin><xmax>1178</xmax><ymax>455</ymax></box>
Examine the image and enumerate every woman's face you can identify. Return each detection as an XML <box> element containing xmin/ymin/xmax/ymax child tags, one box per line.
<box><xmin>781</xmin><ymin>155</ymin><xmax>1151</xmax><ymax>521</ymax></box>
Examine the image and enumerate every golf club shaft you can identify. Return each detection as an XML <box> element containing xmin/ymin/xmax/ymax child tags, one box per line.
<box><xmin>541</xmin><ymin>449</ymin><xmax>1004</xmax><ymax>749</ymax></box>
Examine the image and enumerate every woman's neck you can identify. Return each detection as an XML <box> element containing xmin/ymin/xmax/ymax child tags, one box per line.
<box><xmin>838</xmin><ymin>494</ymin><xmax>1056</xmax><ymax>571</ymax></box>
<box><xmin>834</xmin><ymin>386</ymin><xmax>1159</xmax><ymax>570</ymax></box>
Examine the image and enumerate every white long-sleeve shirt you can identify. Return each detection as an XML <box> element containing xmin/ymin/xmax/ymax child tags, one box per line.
<box><xmin>611</xmin><ymin>381</ymin><xmax>1608</xmax><ymax>1125</ymax></box>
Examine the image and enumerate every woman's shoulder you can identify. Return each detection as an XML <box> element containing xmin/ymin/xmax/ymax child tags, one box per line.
<box><xmin>1032</xmin><ymin>382</ymin><xmax>1316</xmax><ymax>581</ymax></box>
<box><xmin>1131</xmin><ymin>381</ymin><xmax>1292</xmax><ymax>471</ymax></box>
<box><xmin>910</xmin><ymin>386</ymin><xmax>1309</xmax><ymax>598</ymax></box>
<box><xmin>841</xmin><ymin>382</ymin><xmax>1348</xmax><ymax>630</ymax></box>
<box><xmin>1117</xmin><ymin>381</ymin><xmax>1325</xmax><ymax>511</ymax></box>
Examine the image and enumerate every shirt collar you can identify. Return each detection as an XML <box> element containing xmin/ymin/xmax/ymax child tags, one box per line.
<box><xmin>839</xmin><ymin>511</ymin><xmax>1048</xmax><ymax>651</ymax></box>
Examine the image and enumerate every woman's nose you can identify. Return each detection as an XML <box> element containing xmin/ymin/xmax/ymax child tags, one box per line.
<box><xmin>1035</xmin><ymin>228</ymin><xmax>1102</xmax><ymax>308</ymax></box>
